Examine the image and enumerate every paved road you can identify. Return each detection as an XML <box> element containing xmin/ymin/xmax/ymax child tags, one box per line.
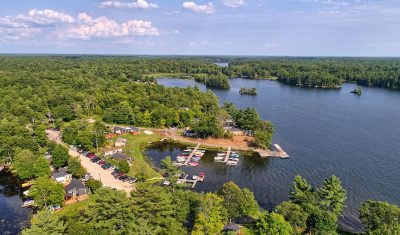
<box><xmin>46</xmin><ymin>130</ymin><xmax>135</xmax><ymax>194</ymax></box>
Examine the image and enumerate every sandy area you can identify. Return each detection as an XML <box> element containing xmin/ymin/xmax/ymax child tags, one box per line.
<box><xmin>162</xmin><ymin>129</ymin><xmax>253</xmax><ymax>150</ymax></box>
<box><xmin>46</xmin><ymin>130</ymin><xmax>135</xmax><ymax>194</ymax></box>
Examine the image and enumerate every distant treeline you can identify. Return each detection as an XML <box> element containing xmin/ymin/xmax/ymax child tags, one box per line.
<box><xmin>221</xmin><ymin>58</ymin><xmax>400</xmax><ymax>89</ymax></box>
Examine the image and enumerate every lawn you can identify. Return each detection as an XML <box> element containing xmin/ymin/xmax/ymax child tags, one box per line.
<box><xmin>118</xmin><ymin>132</ymin><xmax>162</xmax><ymax>179</ymax></box>
<box><xmin>55</xmin><ymin>197</ymin><xmax>92</xmax><ymax>218</ymax></box>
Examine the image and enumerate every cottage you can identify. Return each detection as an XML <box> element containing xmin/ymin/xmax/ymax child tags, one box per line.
<box><xmin>51</xmin><ymin>168</ymin><xmax>72</xmax><ymax>184</ymax></box>
<box><xmin>126</xmin><ymin>126</ymin><xmax>140</xmax><ymax>135</ymax></box>
<box><xmin>114</xmin><ymin>137</ymin><xmax>127</xmax><ymax>147</ymax></box>
<box><xmin>111</xmin><ymin>152</ymin><xmax>133</xmax><ymax>165</ymax></box>
<box><xmin>222</xmin><ymin>223</ymin><xmax>241</xmax><ymax>234</ymax></box>
<box><xmin>103</xmin><ymin>147</ymin><xmax>123</xmax><ymax>156</ymax></box>
<box><xmin>65</xmin><ymin>179</ymin><xmax>88</xmax><ymax>198</ymax></box>
<box><xmin>113</xmin><ymin>126</ymin><xmax>127</xmax><ymax>135</ymax></box>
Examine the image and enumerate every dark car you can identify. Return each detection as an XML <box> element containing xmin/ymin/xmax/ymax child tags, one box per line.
<box><xmin>91</xmin><ymin>157</ymin><xmax>100</xmax><ymax>163</ymax></box>
<box><xmin>119</xmin><ymin>175</ymin><xmax>129</xmax><ymax>182</ymax></box>
<box><xmin>111</xmin><ymin>169</ymin><xmax>120</xmax><ymax>176</ymax></box>
<box><xmin>102</xmin><ymin>163</ymin><xmax>112</xmax><ymax>170</ymax></box>
<box><xmin>128</xmin><ymin>177</ymin><xmax>137</xmax><ymax>184</ymax></box>
<box><xmin>97</xmin><ymin>160</ymin><xmax>106</xmax><ymax>165</ymax></box>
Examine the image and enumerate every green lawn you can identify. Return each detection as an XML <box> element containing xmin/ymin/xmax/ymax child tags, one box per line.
<box><xmin>118</xmin><ymin>133</ymin><xmax>162</xmax><ymax>179</ymax></box>
<box><xmin>56</xmin><ymin>197</ymin><xmax>92</xmax><ymax>218</ymax></box>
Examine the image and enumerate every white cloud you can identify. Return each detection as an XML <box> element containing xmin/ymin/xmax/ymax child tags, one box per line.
<box><xmin>221</xmin><ymin>0</ymin><xmax>245</xmax><ymax>8</ymax></box>
<box><xmin>63</xmin><ymin>13</ymin><xmax>159</xmax><ymax>40</ymax></box>
<box><xmin>183</xmin><ymin>2</ymin><xmax>215</xmax><ymax>14</ymax></box>
<box><xmin>100</xmin><ymin>0</ymin><xmax>158</xmax><ymax>9</ymax></box>
<box><xmin>0</xmin><ymin>28</ymin><xmax>41</xmax><ymax>42</ymax></box>
<box><xmin>0</xmin><ymin>9</ymin><xmax>74</xmax><ymax>28</ymax></box>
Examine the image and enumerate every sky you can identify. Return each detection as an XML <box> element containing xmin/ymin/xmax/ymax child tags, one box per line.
<box><xmin>0</xmin><ymin>0</ymin><xmax>400</xmax><ymax>56</ymax></box>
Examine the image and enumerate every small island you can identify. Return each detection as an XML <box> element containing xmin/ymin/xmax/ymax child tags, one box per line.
<box><xmin>350</xmin><ymin>86</ymin><xmax>362</xmax><ymax>95</ymax></box>
<box><xmin>239</xmin><ymin>87</ymin><xmax>257</xmax><ymax>95</ymax></box>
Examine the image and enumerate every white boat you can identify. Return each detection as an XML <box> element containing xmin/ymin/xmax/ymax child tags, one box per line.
<box><xmin>214</xmin><ymin>156</ymin><xmax>224</xmax><ymax>161</ymax></box>
<box><xmin>226</xmin><ymin>161</ymin><xmax>238</xmax><ymax>166</ymax></box>
<box><xmin>22</xmin><ymin>200</ymin><xmax>35</xmax><ymax>208</ymax></box>
<box><xmin>217</xmin><ymin>153</ymin><xmax>226</xmax><ymax>156</ymax></box>
<box><xmin>228</xmin><ymin>157</ymin><xmax>240</xmax><ymax>162</ymax></box>
<box><xmin>163</xmin><ymin>180</ymin><xmax>171</xmax><ymax>186</ymax></box>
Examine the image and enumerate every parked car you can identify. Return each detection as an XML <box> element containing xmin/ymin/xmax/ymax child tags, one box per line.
<box><xmin>82</xmin><ymin>173</ymin><xmax>92</xmax><ymax>181</ymax></box>
<box><xmin>128</xmin><ymin>177</ymin><xmax>137</xmax><ymax>184</ymax></box>
<box><xmin>101</xmin><ymin>163</ymin><xmax>112</xmax><ymax>169</ymax></box>
<box><xmin>91</xmin><ymin>157</ymin><xmax>100</xmax><ymax>163</ymax></box>
<box><xmin>114</xmin><ymin>173</ymin><xmax>125</xmax><ymax>179</ymax></box>
<box><xmin>111</xmin><ymin>169</ymin><xmax>120</xmax><ymax>176</ymax></box>
<box><xmin>119</xmin><ymin>175</ymin><xmax>129</xmax><ymax>182</ymax></box>
<box><xmin>108</xmin><ymin>165</ymin><xmax>116</xmax><ymax>171</ymax></box>
<box><xmin>87</xmin><ymin>153</ymin><xmax>96</xmax><ymax>158</ymax></box>
<box><xmin>97</xmin><ymin>160</ymin><xmax>106</xmax><ymax>165</ymax></box>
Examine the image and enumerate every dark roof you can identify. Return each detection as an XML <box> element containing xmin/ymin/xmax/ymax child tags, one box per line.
<box><xmin>128</xmin><ymin>126</ymin><xmax>139</xmax><ymax>131</ymax></box>
<box><xmin>52</xmin><ymin>171</ymin><xmax>70</xmax><ymax>179</ymax></box>
<box><xmin>65</xmin><ymin>179</ymin><xmax>86</xmax><ymax>191</ymax></box>
<box><xmin>223</xmin><ymin>223</ymin><xmax>240</xmax><ymax>232</ymax></box>
<box><xmin>111</xmin><ymin>152</ymin><xmax>131</xmax><ymax>160</ymax></box>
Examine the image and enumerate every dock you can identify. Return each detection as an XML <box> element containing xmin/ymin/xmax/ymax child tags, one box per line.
<box><xmin>257</xmin><ymin>144</ymin><xmax>289</xmax><ymax>159</ymax></box>
<box><xmin>223</xmin><ymin>146</ymin><xmax>232</xmax><ymax>163</ymax></box>
<box><xmin>183</xmin><ymin>143</ymin><xmax>201</xmax><ymax>165</ymax></box>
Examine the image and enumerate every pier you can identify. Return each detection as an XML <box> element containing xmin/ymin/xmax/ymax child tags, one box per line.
<box><xmin>257</xmin><ymin>144</ymin><xmax>289</xmax><ymax>159</ymax></box>
<box><xmin>223</xmin><ymin>146</ymin><xmax>232</xmax><ymax>163</ymax></box>
<box><xmin>183</xmin><ymin>143</ymin><xmax>201</xmax><ymax>165</ymax></box>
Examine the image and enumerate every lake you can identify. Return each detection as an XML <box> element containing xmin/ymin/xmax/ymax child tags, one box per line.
<box><xmin>0</xmin><ymin>170</ymin><xmax>32</xmax><ymax>235</ymax></box>
<box><xmin>153</xmin><ymin>78</ymin><xmax>400</xmax><ymax>232</ymax></box>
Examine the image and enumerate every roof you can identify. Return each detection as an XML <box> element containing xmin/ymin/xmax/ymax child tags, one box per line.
<box><xmin>223</xmin><ymin>223</ymin><xmax>240</xmax><ymax>232</ymax></box>
<box><xmin>128</xmin><ymin>126</ymin><xmax>139</xmax><ymax>131</ymax></box>
<box><xmin>111</xmin><ymin>152</ymin><xmax>131</xmax><ymax>160</ymax></box>
<box><xmin>103</xmin><ymin>146</ymin><xmax>123</xmax><ymax>152</ymax></box>
<box><xmin>65</xmin><ymin>179</ymin><xmax>86</xmax><ymax>191</ymax></box>
<box><xmin>52</xmin><ymin>171</ymin><xmax>70</xmax><ymax>179</ymax></box>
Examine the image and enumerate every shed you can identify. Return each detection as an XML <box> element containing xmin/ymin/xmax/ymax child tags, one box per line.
<box><xmin>114</xmin><ymin>137</ymin><xmax>127</xmax><ymax>147</ymax></box>
<box><xmin>103</xmin><ymin>147</ymin><xmax>123</xmax><ymax>156</ymax></box>
<box><xmin>51</xmin><ymin>170</ymin><xmax>72</xmax><ymax>184</ymax></box>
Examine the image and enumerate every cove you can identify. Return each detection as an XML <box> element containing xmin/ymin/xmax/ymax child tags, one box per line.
<box><xmin>154</xmin><ymin>78</ymin><xmax>400</xmax><ymax>232</ymax></box>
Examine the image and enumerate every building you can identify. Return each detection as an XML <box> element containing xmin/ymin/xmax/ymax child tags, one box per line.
<box><xmin>51</xmin><ymin>168</ymin><xmax>72</xmax><ymax>184</ymax></box>
<box><xmin>65</xmin><ymin>179</ymin><xmax>88</xmax><ymax>198</ymax></box>
<box><xmin>111</xmin><ymin>152</ymin><xmax>133</xmax><ymax>164</ymax></box>
<box><xmin>126</xmin><ymin>126</ymin><xmax>140</xmax><ymax>135</ymax></box>
<box><xmin>113</xmin><ymin>126</ymin><xmax>126</xmax><ymax>135</ymax></box>
<box><xmin>103</xmin><ymin>147</ymin><xmax>123</xmax><ymax>156</ymax></box>
<box><xmin>114</xmin><ymin>137</ymin><xmax>127</xmax><ymax>147</ymax></box>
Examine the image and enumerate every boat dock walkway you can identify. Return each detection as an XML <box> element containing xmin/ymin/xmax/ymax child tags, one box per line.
<box><xmin>257</xmin><ymin>144</ymin><xmax>289</xmax><ymax>159</ymax></box>
<box><xmin>223</xmin><ymin>146</ymin><xmax>232</xmax><ymax>163</ymax></box>
<box><xmin>183</xmin><ymin>143</ymin><xmax>201</xmax><ymax>165</ymax></box>
<box><xmin>177</xmin><ymin>174</ymin><xmax>204</xmax><ymax>188</ymax></box>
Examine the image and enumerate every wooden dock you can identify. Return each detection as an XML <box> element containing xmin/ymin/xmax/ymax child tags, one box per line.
<box><xmin>257</xmin><ymin>144</ymin><xmax>289</xmax><ymax>159</ymax></box>
<box><xmin>183</xmin><ymin>143</ymin><xmax>201</xmax><ymax>165</ymax></box>
<box><xmin>223</xmin><ymin>146</ymin><xmax>232</xmax><ymax>163</ymax></box>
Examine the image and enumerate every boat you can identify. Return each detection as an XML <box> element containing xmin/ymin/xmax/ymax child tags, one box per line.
<box><xmin>214</xmin><ymin>156</ymin><xmax>224</xmax><ymax>161</ymax></box>
<box><xmin>226</xmin><ymin>161</ymin><xmax>238</xmax><ymax>166</ymax></box>
<box><xmin>163</xmin><ymin>180</ymin><xmax>172</xmax><ymax>186</ymax></box>
<box><xmin>188</xmin><ymin>162</ymin><xmax>200</xmax><ymax>167</ymax></box>
<box><xmin>191</xmin><ymin>156</ymin><xmax>201</xmax><ymax>162</ymax></box>
<box><xmin>173</xmin><ymin>162</ymin><xmax>183</xmax><ymax>167</ymax></box>
<box><xmin>23</xmin><ymin>190</ymin><xmax>30</xmax><ymax>196</ymax></box>
<box><xmin>217</xmin><ymin>153</ymin><xmax>226</xmax><ymax>156</ymax></box>
<box><xmin>22</xmin><ymin>200</ymin><xmax>35</xmax><ymax>208</ymax></box>
<box><xmin>197</xmin><ymin>172</ymin><xmax>205</xmax><ymax>181</ymax></box>
<box><xmin>228</xmin><ymin>157</ymin><xmax>240</xmax><ymax>162</ymax></box>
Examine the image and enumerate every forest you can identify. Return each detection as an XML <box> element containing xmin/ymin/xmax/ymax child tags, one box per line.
<box><xmin>1</xmin><ymin>56</ymin><xmax>399</xmax><ymax>234</ymax></box>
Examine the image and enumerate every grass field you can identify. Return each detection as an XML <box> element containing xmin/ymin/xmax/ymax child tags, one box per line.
<box><xmin>117</xmin><ymin>132</ymin><xmax>162</xmax><ymax>179</ymax></box>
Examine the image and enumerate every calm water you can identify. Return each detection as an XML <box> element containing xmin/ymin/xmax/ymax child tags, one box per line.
<box><xmin>0</xmin><ymin>170</ymin><xmax>32</xmax><ymax>235</ymax></box>
<box><xmin>154</xmin><ymin>78</ymin><xmax>400</xmax><ymax>232</ymax></box>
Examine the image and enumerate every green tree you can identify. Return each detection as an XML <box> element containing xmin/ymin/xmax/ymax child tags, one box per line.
<box><xmin>22</xmin><ymin>210</ymin><xmax>67</xmax><ymax>235</ymax></box>
<box><xmin>83</xmin><ymin>188</ymin><xmax>135</xmax><ymax>234</ymax></box>
<box><xmin>142</xmin><ymin>110</ymin><xmax>152</xmax><ymax>127</ymax></box>
<box><xmin>67</xmin><ymin>157</ymin><xmax>87</xmax><ymax>178</ymax></box>
<box><xmin>253</xmin><ymin>212</ymin><xmax>293</xmax><ymax>235</ymax></box>
<box><xmin>317</xmin><ymin>175</ymin><xmax>347</xmax><ymax>216</ymax></box>
<box><xmin>14</xmin><ymin>149</ymin><xmax>37</xmax><ymax>180</ymax></box>
<box><xmin>359</xmin><ymin>200</ymin><xmax>400</xmax><ymax>235</ymax></box>
<box><xmin>161</xmin><ymin>156</ymin><xmax>179</xmax><ymax>176</ymax></box>
<box><xmin>117</xmin><ymin>160</ymin><xmax>129</xmax><ymax>173</ymax></box>
<box><xmin>276</xmin><ymin>201</ymin><xmax>308</xmax><ymax>234</ymax></box>
<box><xmin>52</xmin><ymin>145</ymin><xmax>69</xmax><ymax>168</ymax></box>
<box><xmin>192</xmin><ymin>193</ymin><xmax>227</xmax><ymax>235</ymax></box>
<box><xmin>33</xmin><ymin>156</ymin><xmax>50</xmax><ymax>178</ymax></box>
<box><xmin>289</xmin><ymin>175</ymin><xmax>316</xmax><ymax>205</ymax></box>
<box><xmin>86</xmin><ymin>179</ymin><xmax>102</xmax><ymax>193</ymax></box>
<box><xmin>29</xmin><ymin>177</ymin><xmax>65</xmax><ymax>208</ymax></box>
<box><xmin>218</xmin><ymin>181</ymin><xmax>259</xmax><ymax>219</ymax></box>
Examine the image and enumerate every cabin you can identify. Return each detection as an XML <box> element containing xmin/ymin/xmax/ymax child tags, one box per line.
<box><xmin>113</xmin><ymin>126</ymin><xmax>127</xmax><ymax>135</ymax></box>
<box><xmin>114</xmin><ymin>137</ymin><xmax>127</xmax><ymax>147</ymax></box>
<box><xmin>111</xmin><ymin>152</ymin><xmax>133</xmax><ymax>164</ymax></box>
<box><xmin>51</xmin><ymin>168</ymin><xmax>72</xmax><ymax>184</ymax></box>
<box><xmin>103</xmin><ymin>147</ymin><xmax>123</xmax><ymax>156</ymax></box>
<box><xmin>222</xmin><ymin>223</ymin><xmax>241</xmax><ymax>234</ymax></box>
<box><xmin>126</xmin><ymin>126</ymin><xmax>140</xmax><ymax>135</ymax></box>
<box><xmin>65</xmin><ymin>179</ymin><xmax>88</xmax><ymax>198</ymax></box>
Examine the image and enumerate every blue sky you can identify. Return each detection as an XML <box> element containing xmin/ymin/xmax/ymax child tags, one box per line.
<box><xmin>0</xmin><ymin>0</ymin><xmax>399</xmax><ymax>56</ymax></box>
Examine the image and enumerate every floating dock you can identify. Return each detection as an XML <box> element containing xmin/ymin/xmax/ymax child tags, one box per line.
<box><xmin>223</xmin><ymin>146</ymin><xmax>232</xmax><ymax>163</ymax></box>
<box><xmin>183</xmin><ymin>143</ymin><xmax>201</xmax><ymax>166</ymax></box>
<box><xmin>258</xmin><ymin>144</ymin><xmax>289</xmax><ymax>159</ymax></box>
